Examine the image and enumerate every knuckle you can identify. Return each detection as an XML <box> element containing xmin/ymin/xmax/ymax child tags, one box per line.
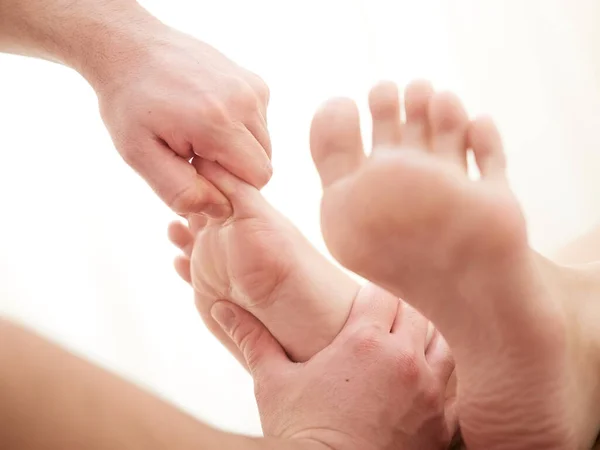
<box><xmin>119</xmin><ymin>142</ymin><xmax>148</xmax><ymax>166</ymax></box>
<box><xmin>231</xmin><ymin>321</ymin><xmax>255</xmax><ymax>355</ymax></box>
<box><xmin>257</xmin><ymin>82</ymin><xmax>270</xmax><ymax>104</ymax></box>
<box><xmin>234</xmin><ymin>325</ymin><xmax>265</xmax><ymax>370</ymax></box>
<box><xmin>246</xmin><ymin>73</ymin><xmax>270</xmax><ymax>103</ymax></box>
<box><xmin>166</xmin><ymin>183</ymin><xmax>202</xmax><ymax>215</ymax></box>
<box><xmin>230</xmin><ymin>79</ymin><xmax>260</xmax><ymax>112</ymax></box>
<box><xmin>419</xmin><ymin>386</ymin><xmax>443</xmax><ymax>412</ymax></box>
<box><xmin>197</xmin><ymin>94</ymin><xmax>230</xmax><ymax>127</ymax></box>
<box><xmin>350</xmin><ymin>325</ymin><xmax>385</xmax><ymax>357</ymax></box>
<box><xmin>394</xmin><ymin>350</ymin><xmax>422</xmax><ymax>386</ymax></box>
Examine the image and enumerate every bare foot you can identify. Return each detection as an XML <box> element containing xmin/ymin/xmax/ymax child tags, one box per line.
<box><xmin>171</xmin><ymin>222</ymin><xmax>457</xmax><ymax>447</ymax></box>
<box><xmin>310</xmin><ymin>80</ymin><xmax>600</xmax><ymax>449</ymax></box>
<box><xmin>168</xmin><ymin>159</ymin><xmax>360</xmax><ymax>363</ymax></box>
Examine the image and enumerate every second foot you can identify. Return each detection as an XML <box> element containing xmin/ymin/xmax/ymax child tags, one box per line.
<box><xmin>310</xmin><ymin>80</ymin><xmax>600</xmax><ymax>449</ymax></box>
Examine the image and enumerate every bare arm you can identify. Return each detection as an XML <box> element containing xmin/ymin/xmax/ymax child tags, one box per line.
<box><xmin>0</xmin><ymin>0</ymin><xmax>158</xmax><ymax>88</ymax></box>
<box><xmin>0</xmin><ymin>0</ymin><xmax>272</xmax><ymax>217</ymax></box>
<box><xmin>0</xmin><ymin>318</ymin><xmax>323</xmax><ymax>450</ymax></box>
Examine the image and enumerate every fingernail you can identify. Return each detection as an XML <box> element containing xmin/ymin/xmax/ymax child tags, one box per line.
<box><xmin>203</xmin><ymin>203</ymin><xmax>232</xmax><ymax>219</ymax></box>
<box><xmin>211</xmin><ymin>302</ymin><xmax>236</xmax><ymax>334</ymax></box>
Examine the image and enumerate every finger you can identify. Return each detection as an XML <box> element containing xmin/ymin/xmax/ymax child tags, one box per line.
<box><xmin>425</xmin><ymin>321</ymin><xmax>436</xmax><ymax>351</ymax></box>
<box><xmin>192</xmin><ymin>158</ymin><xmax>264</xmax><ymax>220</ymax></box>
<box><xmin>123</xmin><ymin>136</ymin><xmax>232</xmax><ymax>218</ymax></box>
<box><xmin>392</xmin><ymin>302</ymin><xmax>430</xmax><ymax>352</ymax></box>
<box><xmin>168</xmin><ymin>221</ymin><xmax>194</xmax><ymax>257</ymax></box>
<box><xmin>194</xmin><ymin>124</ymin><xmax>272</xmax><ymax>190</ymax></box>
<box><xmin>445</xmin><ymin>401</ymin><xmax>460</xmax><ymax>447</ymax></box>
<box><xmin>342</xmin><ymin>283</ymin><xmax>399</xmax><ymax>334</ymax></box>
<box><xmin>258</xmin><ymin>101</ymin><xmax>269</xmax><ymax>127</ymax></box>
<box><xmin>192</xmin><ymin>289</ymin><xmax>249</xmax><ymax>371</ymax></box>
<box><xmin>211</xmin><ymin>301</ymin><xmax>290</xmax><ymax>379</ymax></box>
<box><xmin>243</xmin><ymin>72</ymin><xmax>271</xmax><ymax>122</ymax></box>
<box><xmin>246</xmin><ymin>114</ymin><xmax>272</xmax><ymax>160</ymax></box>
<box><xmin>426</xmin><ymin>330</ymin><xmax>455</xmax><ymax>384</ymax></box>
<box><xmin>173</xmin><ymin>255</ymin><xmax>192</xmax><ymax>284</ymax></box>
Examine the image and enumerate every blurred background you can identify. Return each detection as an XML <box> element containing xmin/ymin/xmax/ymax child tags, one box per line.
<box><xmin>0</xmin><ymin>0</ymin><xmax>599</xmax><ymax>436</ymax></box>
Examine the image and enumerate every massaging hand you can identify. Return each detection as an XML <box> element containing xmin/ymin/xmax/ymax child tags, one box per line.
<box><xmin>95</xmin><ymin>26</ymin><xmax>272</xmax><ymax>217</ymax></box>
<box><xmin>211</xmin><ymin>284</ymin><xmax>457</xmax><ymax>450</ymax></box>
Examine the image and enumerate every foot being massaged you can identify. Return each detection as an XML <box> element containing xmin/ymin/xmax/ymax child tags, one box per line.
<box><xmin>1</xmin><ymin>0</ymin><xmax>600</xmax><ymax>449</ymax></box>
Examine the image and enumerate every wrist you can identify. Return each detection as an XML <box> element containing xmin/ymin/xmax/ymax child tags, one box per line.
<box><xmin>60</xmin><ymin>2</ymin><xmax>166</xmax><ymax>93</ymax></box>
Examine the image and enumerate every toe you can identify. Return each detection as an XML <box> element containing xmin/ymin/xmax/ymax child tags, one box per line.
<box><xmin>188</xmin><ymin>214</ymin><xmax>208</xmax><ymax>236</ymax></box>
<box><xmin>168</xmin><ymin>221</ymin><xmax>194</xmax><ymax>257</ymax></box>
<box><xmin>174</xmin><ymin>255</ymin><xmax>192</xmax><ymax>284</ymax></box>
<box><xmin>369</xmin><ymin>81</ymin><xmax>402</xmax><ymax>150</ymax></box>
<box><xmin>192</xmin><ymin>158</ymin><xmax>262</xmax><ymax>220</ymax></box>
<box><xmin>310</xmin><ymin>98</ymin><xmax>366</xmax><ymax>188</ymax></box>
<box><xmin>468</xmin><ymin>116</ymin><xmax>507</xmax><ymax>179</ymax></box>
<box><xmin>403</xmin><ymin>80</ymin><xmax>435</xmax><ymax>149</ymax></box>
<box><xmin>428</xmin><ymin>92</ymin><xmax>469</xmax><ymax>167</ymax></box>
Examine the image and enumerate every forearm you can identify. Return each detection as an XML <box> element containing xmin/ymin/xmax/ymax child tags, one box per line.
<box><xmin>0</xmin><ymin>0</ymin><xmax>164</xmax><ymax>88</ymax></box>
<box><xmin>0</xmin><ymin>318</ymin><xmax>324</xmax><ymax>450</ymax></box>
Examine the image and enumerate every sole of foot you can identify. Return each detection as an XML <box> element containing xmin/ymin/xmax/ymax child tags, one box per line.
<box><xmin>168</xmin><ymin>159</ymin><xmax>360</xmax><ymax>363</ymax></box>
<box><xmin>310</xmin><ymin>80</ymin><xmax>600</xmax><ymax>449</ymax></box>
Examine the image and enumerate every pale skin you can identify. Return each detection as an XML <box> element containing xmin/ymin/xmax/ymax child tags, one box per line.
<box><xmin>168</xmin><ymin>159</ymin><xmax>363</xmax><ymax>364</ymax></box>
<box><xmin>3</xmin><ymin>0</ymin><xmax>597</xmax><ymax>446</ymax></box>
<box><xmin>170</xmin><ymin>81</ymin><xmax>600</xmax><ymax>449</ymax></box>
<box><xmin>166</xmin><ymin>102</ymin><xmax>456</xmax><ymax>445</ymax></box>
<box><xmin>308</xmin><ymin>80</ymin><xmax>600</xmax><ymax>449</ymax></box>
<box><xmin>0</xmin><ymin>318</ymin><xmax>317</xmax><ymax>450</ymax></box>
<box><xmin>554</xmin><ymin>229</ymin><xmax>600</xmax><ymax>450</ymax></box>
<box><xmin>0</xmin><ymin>283</ymin><xmax>453</xmax><ymax>450</ymax></box>
<box><xmin>211</xmin><ymin>284</ymin><xmax>457</xmax><ymax>450</ymax></box>
<box><xmin>554</xmin><ymin>224</ymin><xmax>600</xmax><ymax>265</ymax></box>
<box><xmin>167</xmin><ymin>160</ymin><xmax>457</xmax><ymax>447</ymax></box>
<box><xmin>0</xmin><ymin>0</ymin><xmax>272</xmax><ymax>217</ymax></box>
<box><xmin>165</xmin><ymin>87</ymin><xmax>450</xmax><ymax>365</ymax></box>
<box><xmin>0</xmin><ymin>1</ymin><xmax>457</xmax><ymax>445</ymax></box>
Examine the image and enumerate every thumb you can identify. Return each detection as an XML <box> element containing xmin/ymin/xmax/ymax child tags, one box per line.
<box><xmin>121</xmin><ymin>135</ymin><xmax>232</xmax><ymax>218</ymax></box>
<box><xmin>211</xmin><ymin>301</ymin><xmax>289</xmax><ymax>378</ymax></box>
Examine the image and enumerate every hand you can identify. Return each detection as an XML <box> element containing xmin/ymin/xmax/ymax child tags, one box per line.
<box><xmin>212</xmin><ymin>284</ymin><xmax>457</xmax><ymax>450</ymax></box>
<box><xmin>95</xmin><ymin>26</ymin><xmax>272</xmax><ymax>217</ymax></box>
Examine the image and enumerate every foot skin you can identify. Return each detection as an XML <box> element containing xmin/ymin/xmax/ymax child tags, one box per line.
<box><xmin>310</xmin><ymin>80</ymin><xmax>600</xmax><ymax>449</ymax></box>
<box><xmin>168</xmin><ymin>159</ymin><xmax>361</xmax><ymax>363</ymax></box>
<box><xmin>171</xmin><ymin>225</ymin><xmax>458</xmax><ymax>448</ymax></box>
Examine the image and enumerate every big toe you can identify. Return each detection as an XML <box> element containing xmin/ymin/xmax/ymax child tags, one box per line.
<box><xmin>310</xmin><ymin>98</ymin><xmax>366</xmax><ymax>188</ymax></box>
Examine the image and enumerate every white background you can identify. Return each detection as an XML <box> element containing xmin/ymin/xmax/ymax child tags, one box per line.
<box><xmin>1</xmin><ymin>0</ymin><xmax>599</xmax><ymax>436</ymax></box>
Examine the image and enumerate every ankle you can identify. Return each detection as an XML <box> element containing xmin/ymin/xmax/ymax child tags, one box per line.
<box><xmin>558</xmin><ymin>264</ymin><xmax>600</xmax><ymax>445</ymax></box>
